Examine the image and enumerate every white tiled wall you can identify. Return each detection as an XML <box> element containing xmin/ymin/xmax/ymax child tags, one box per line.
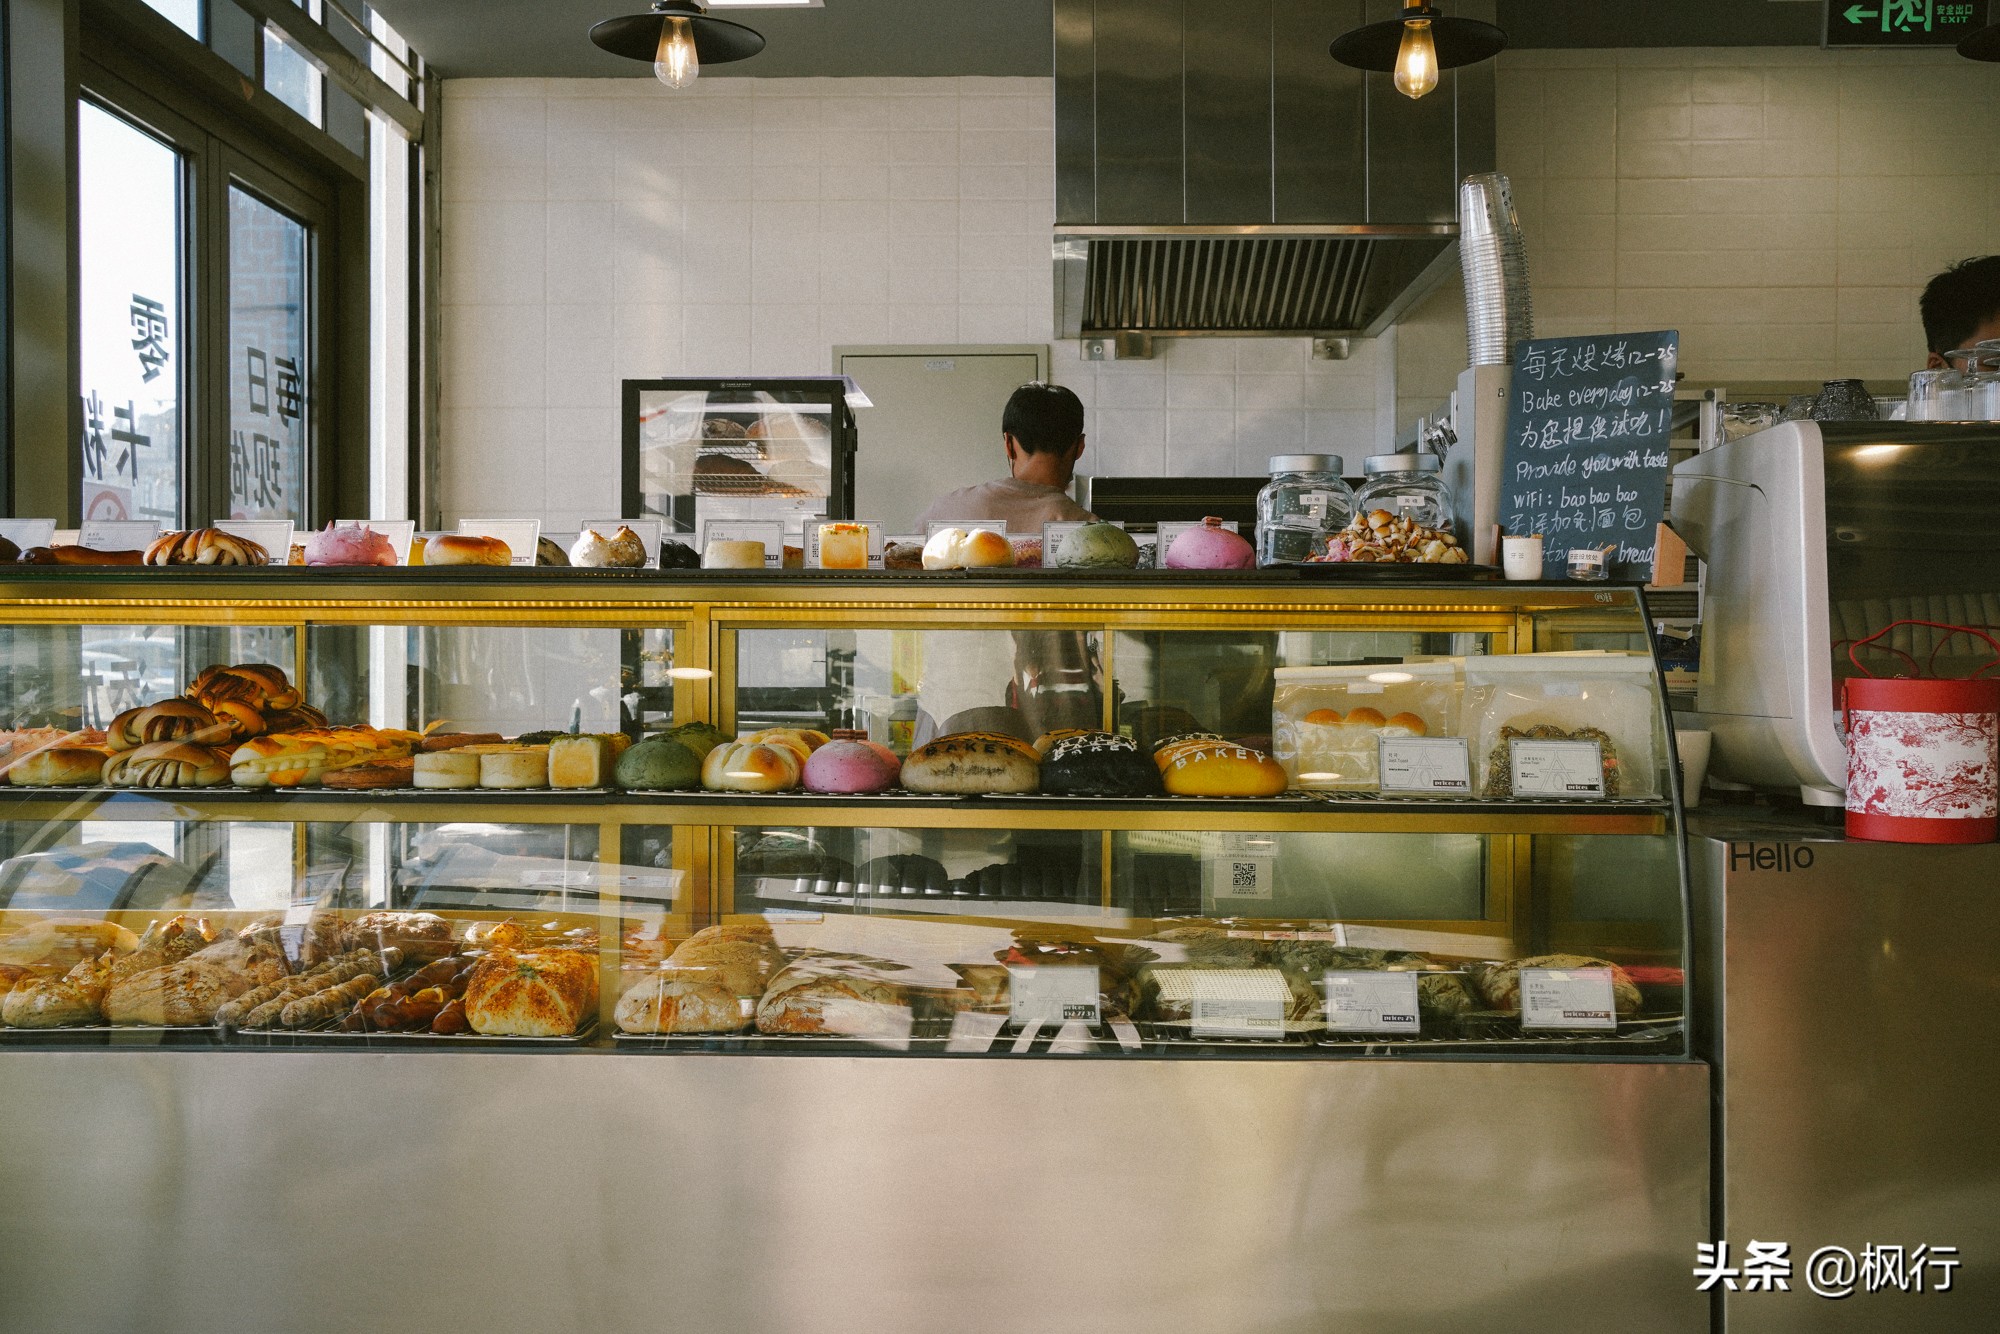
<box><xmin>439</xmin><ymin>50</ymin><xmax>2000</xmax><ymax>525</ymax></box>
<box><xmin>1494</xmin><ymin>46</ymin><xmax>2000</xmax><ymax>385</ymax></box>
<box><xmin>437</xmin><ymin>76</ymin><xmax>1386</xmax><ymax>527</ymax></box>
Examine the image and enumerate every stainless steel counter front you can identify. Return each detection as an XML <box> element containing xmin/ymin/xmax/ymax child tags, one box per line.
<box><xmin>1691</xmin><ymin>811</ymin><xmax>2000</xmax><ymax>1331</ymax></box>
<box><xmin>0</xmin><ymin>1053</ymin><xmax>1707</xmax><ymax>1334</ymax></box>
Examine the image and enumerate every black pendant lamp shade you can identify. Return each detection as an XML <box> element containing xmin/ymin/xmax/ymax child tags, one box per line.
<box><xmin>1329</xmin><ymin>2</ymin><xmax>1506</xmax><ymax>73</ymax></box>
<box><xmin>1960</xmin><ymin>24</ymin><xmax>2000</xmax><ymax>62</ymax></box>
<box><xmin>590</xmin><ymin>1</ymin><xmax>766</xmax><ymax>66</ymax></box>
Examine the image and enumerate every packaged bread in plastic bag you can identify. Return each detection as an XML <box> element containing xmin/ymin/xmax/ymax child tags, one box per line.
<box><xmin>1464</xmin><ymin>653</ymin><xmax>1663</xmax><ymax>799</ymax></box>
<box><xmin>1271</xmin><ymin>661</ymin><xmax>1460</xmax><ymax>790</ymax></box>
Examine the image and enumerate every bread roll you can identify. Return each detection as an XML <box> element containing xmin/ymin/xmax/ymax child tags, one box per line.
<box><xmin>665</xmin><ymin>937</ymin><xmax>786</xmax><ymax>997</ymax></box>
<box><xmin>426</xmin><ymin>533</ymin><xmax>512</xmax><ymax>567</ymax></box>
<box><xmin>464</xmin><ymin>949</ymin><xmax>598</xmax><ymax>1036</ymax></box>
<box><xmin>102</xmin><ymin>741</ymin><xmax>232</xmax><ymax>788</ymax></box>
<box><xmin>900</xmin><ymin>731</ymin><xmax>1040</xmax><ymax>794</ymax></box>
<box><xmin>755</xmin><ymin>966</ymin><xmax>909</xmax><ymax>1036</ymax></box>
<box><xmin>0</xmin><ymin>920</ymin><xmax>139</xmax><ymax>969</ymax></box>
<box><xmin>347</xmin><ymin>911</ymin><xmax>456</xmax><ymax>965</ymax></box>
<box><xmin>461</xmin><ymin>744</ymin><xmax>547</xmax><ymax>789</ymax></box>
<box><xmin>17</xmin><ymin>544</ymin><xmax>144</xmax><ymax>565</ymax></box>
<box><xmin>143</xmin><ymin>529</ymin><xmax>269</xmax><ymax>566</ymax></box>
<box><xmin>107</xmin><ymin>700</ymin><xmax>229</xmax><ymax>751</ymax></box>
<box><xmin>615</xmin><ymin>970</ymin><xmax>751</xmax><ymax>1034</ymax></box>
<box><xmin>743</xmin><ymin>727</ymin><xmax>828</xmax><ymax>762</ymax></box>
<box><xmin>1040</xmin><ymin>732</ymin><xmax>1165</xmax><ymax>798</ymax></box>
<box><xmin>701</xmin><ymin>740</ymin><xmax>802</xmax><ymax>792</ymax></box>
<box><xmin>6</xmin><ymin>747</ymin><xmax>108</xmax><ymax>786</ymax></box>
<box><xmin>921</xmin><ymin>527</ymin><xmax>1015</xmax><ymax>570</ymax></box>
<box><xmin>1158</xmin><ymin>741</ymin><xmax>1288</xmax><ymax>797</ymax></box>
<box><xmin>188</xmin><ymin>663</ymin><xmax>301</xmax><ymax>714</ymax></box>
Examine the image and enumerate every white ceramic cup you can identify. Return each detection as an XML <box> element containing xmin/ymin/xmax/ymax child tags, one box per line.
<box><xmin>1675</xmin><ymin>729</ymin><xmax>1712</xmax><ymax>808</ymax></box>
<box><xmin>1501</xmin><ymin>535</ymin><xmax>1545</xmax><ymax>580</ymax></box>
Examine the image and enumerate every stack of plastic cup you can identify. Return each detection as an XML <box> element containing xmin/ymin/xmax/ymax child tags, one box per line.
<box><xmin>1459</xmin><ymin>173</ymin><xmax>1535</xmax><ymax>367</ymax></box>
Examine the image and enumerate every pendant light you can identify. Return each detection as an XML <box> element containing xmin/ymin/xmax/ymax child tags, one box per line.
<box><xmin>1329</xmin><ymin>1</ymin><xmax>1507</xmax><ymax>101</ymax></box>
<box><xmin>589</xmin><ymin>1</ymin><xmax>766</xmax><ymax>90</ymax></box>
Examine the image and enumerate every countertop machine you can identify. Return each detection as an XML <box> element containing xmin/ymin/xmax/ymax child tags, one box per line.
<box><xmin>1671</xmin><ymin>420</ymin><xmax>2000</xmax><ymax>804</ymax></box>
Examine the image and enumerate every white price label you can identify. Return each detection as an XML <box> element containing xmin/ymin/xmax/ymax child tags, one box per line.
<box><xmin>1203</xmin><ymin>853</ymin><xmax>1274</xmax><ymax>905</ymax></box>
<box><xmin>1323</xmin><ymin>970</ymin><xmax>1421</xmax><ymax>1034</ymax></box>
<box><xmin>336</xmin><ymin>519</ymin><xmax>415</xmax><ymax>565</ymax></box>
<box><xmin>1378</xmin><ymin>737</ymin><xmax>1472</xmax><ymax>795</ymax></box>
<box><xmin>457</xmin><ymin>519</ymin><xmax>541</xmax><ymax>567</ymax></box>
<box><xmin>214</xmin><ymin>520</ymin><xmax>294</xmax><ymax>565</ymax></box>
<box><xmin>76</xmin><ymin>520</ymin><xmax>160</xmax><ymax>552</ymax></box>
<box><xmin>581</xmin><ymin>518</ymin><xmax>664</xmax><ymax>569</ymax></box>
<box><xmin>0</xmin><ymin>519</ymin><xmax>57</xmax><ymax>549</ymax></box>
<box><xmin>1509</xmin><ymin>739</ymin><xmax>1606</xmax><ymax>798</ymax></box>
<box><xmin>1519</xmin><ymin>967</ymin><xmax>1619</xmax><ymax>1031</ymax></box>
<box><xmin>1189</xmin><ymin>969</ymin><xmax>1290</xmax><ymax>1040</ymax></box>
<box><xmin>1008</xmin><ymin>964</ymin><xmax>1100</xmax><ymax>1028</ymax></box>
<box><xmin>944</xmin><ymin>1010</ymin><xmax>1005</xmax><ymax>1053</ymax></box>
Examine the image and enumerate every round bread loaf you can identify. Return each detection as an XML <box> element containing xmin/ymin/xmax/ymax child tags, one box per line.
<box><xmin>1158</xmin><ymin>740</ymin><xmax>1288</xmax><ymax>797</ymax></box>
<box><xmin>470</xmin><ymin>744</ymin><xmax>547</xmax><ymax>788</ymax></box>
<box><xmin>615</xmin><ymin>970</ymin><xmax>751</xmax><ymax>1034</ymax></box>
<box><xmin>7</xmin><ymin>746</ymin><xmax>108</xmax><ymax>786</ymax></box>
<box><xmin>801</xmin><ymin>735</ymin><xmax>901</xmax><ymax>794</ymax></box>
<box><xmin>614</xmin><ymin>738</ymin><xmax>703</xmax><ymax>790</ymax></box>
<box><xmin>921</xmin><ymin>527</ymin><xmax>1014</xmax><ymax>570</ymax></box>
<box><xmin>701</xmin><ymin>740</ymin><xmax>802</xmax><ymax>792</ymax></box>
<box><xmin>901</xmin><ymin>731</ymin><xmax>1040</xmax><ymax>794</ymax></box>
<box><xmin>1041</xmin><ymin>731</ymin><xmax>1165</xmax><ymax>798</ymax></box>
<box><xmin>426</xmin><ymin>533</ymin><xmax>512</xmax><ymax>567</ymax></box>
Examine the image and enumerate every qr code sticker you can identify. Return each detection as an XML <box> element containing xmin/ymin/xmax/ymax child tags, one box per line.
<box><xmin>1231</xmin><ymin>862</ymin><xmax>1259</xmax><ymax>889</ymax></box>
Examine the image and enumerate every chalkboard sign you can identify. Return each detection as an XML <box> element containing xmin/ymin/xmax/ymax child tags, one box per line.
<box><xmin>1498</xmin><ymin>331</ymin><xmax>1679</xmax><ymax>581</ymax></box>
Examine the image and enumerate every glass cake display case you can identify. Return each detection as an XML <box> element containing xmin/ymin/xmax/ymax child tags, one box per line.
<box><xmin>0</xmin><ymin>569</ymin><xmax>1689</xmax><ymax>1057</ymax></box>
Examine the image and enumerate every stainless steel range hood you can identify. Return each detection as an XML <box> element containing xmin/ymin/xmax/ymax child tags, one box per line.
<box><xmin>1053</xmin><ymin>0</ymin><xmax>1496</xmax><ymax>340</ymax></box>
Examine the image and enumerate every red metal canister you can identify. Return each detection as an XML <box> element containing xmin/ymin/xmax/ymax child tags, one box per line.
<box><xmin>1843</xmin><ymin>622</ymin><xmax>2000</xmax><ymax>844</ymax></box>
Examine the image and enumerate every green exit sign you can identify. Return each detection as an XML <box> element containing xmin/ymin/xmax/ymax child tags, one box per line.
<box><xmin>1824</xmin><ymin>0</ymin><xmax>1987</xmax><ymax>46</ymax></box>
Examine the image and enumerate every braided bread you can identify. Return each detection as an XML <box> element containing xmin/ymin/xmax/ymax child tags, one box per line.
<box><xmin>188</xmin><ymin>663</ymin><xmax>301</xmax><ymax>714</ymax></box>
<box><xmin>143</xmin><ymin>529</ymin><xmax>270</xmax><ymax>566</ymax></box>
<box><xmin>106</xmin><ymin>700</ymin><xmax>229</xmax><ymax>751</ymax></box>
<box><xmin>102</xmin><ymin>741</ymin><xmax>233</xmax><ymax>788</ymax></box>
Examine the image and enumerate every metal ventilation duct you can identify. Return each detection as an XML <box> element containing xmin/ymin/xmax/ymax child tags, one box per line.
<box><xmin>1054</xmin><ymin>0</ymin><xmax>1496</xmax><ymax>339</ymax></box>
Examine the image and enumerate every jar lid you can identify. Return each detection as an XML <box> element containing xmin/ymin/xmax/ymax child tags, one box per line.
<box><xmin>1362</xmin><ymin>453</ymin><xmax>1441</xmax><ymax>475</ymax></box>
<box><xmin>1268</xmin><ymin>453</ymin><xmax>1343</xmax><ymax>475</ymax></box>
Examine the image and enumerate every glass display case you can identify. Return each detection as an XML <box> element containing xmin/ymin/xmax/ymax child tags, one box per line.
<box><xmin>621</xmin><ymin>377</ymin><xmax>858</xmax><ymax>548</ymax></box>
<box><xmin>0</xmin><ymin>569</ymin><xmax>1688</xmax><ymax>1057</ymax></box>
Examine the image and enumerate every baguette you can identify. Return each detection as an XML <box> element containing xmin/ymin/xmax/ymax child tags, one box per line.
<box><xmin>280</xmin><ymin>971</ymin><xmax>384</xmax><ymax>1028</ymax></box>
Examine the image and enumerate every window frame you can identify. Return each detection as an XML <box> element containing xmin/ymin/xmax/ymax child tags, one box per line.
<box><xmin>74</xmin><ymin>9</ymin><xmax>354</xmax><ymax>528</ymax></box>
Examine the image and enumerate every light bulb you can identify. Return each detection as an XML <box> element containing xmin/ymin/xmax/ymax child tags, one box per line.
<box><xmin>654</xmin><ymin>16</ymin><xmax>699</xmax><ymax>89</ymax></box>
<box><xmin>1393</xmin><ymin>18</ymin><xmax>1439</xmax><ymax>100</ymax></box>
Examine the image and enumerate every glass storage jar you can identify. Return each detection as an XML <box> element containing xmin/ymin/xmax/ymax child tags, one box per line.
<box><xmin>1354</xmin><ymin>454</ymin><xmax>1453</xmax><ymax>531</ymax></box>
<box><xmin>1255</xmin><ymin>454</ymin><xmax>1355</xmax><ymax>566</ymax></box>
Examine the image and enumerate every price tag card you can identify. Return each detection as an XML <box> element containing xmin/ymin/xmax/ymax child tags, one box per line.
<box><xmin>806</xmin><ymin>519</ymin><xmax>882</xmax><ymax>570</ymax></box>
<box><xmin>457</xmin><ymin>519</ymin><xmax>541</xmax><ymax>567</ymax></box>
<box><xmin>1008</xmin><ymin>964</ymin><xmax>1100</xmax><ymax>1028</ymax></box>
<box><xmin>581</xmin><ymin>518</ymin><xmax>664</xmax><ymax>569</ymax></box>
<box><xmin>944</xmin><ymin>1010</ymin><xmax>1005</xmax><ymax>1053</ymax></box>
<box><xmin>336</xmin><ymin>519</ymin><xmax>415</xmax><ymax>565</ymax></box>
<box><xmin>1509</xmin><ymin>738</ymin><xmax>1607</xmax><ymax>798</ymax></box>
<box><xmin>1323</xmin><ymin>970</ymin><xmax>1421</xmax><ymax>1034</ymax></box>
<box><xmin>1156</xmin><ymin>519</ymin><xmax>1239</xmax><ymax>559</ymax></box>
<box><xmin>1202</xmin><ymin>852</ymin><xmax>1274</xmax><ymax>908</ymax></box>
<box><xmin>700</xmin><ymin>519</ymin><xmax>785</xmax><ymax>568</ymax></box>
<box><xmin>215</xmin><ymin>520</ymin><xmax>294</xmax><ymax>565</ymax></box>
<box><xmin>1519</xmin><ymin>967</ymin><xmax>1619</xmax><ymax>1030</ymax></box>
<box><xmin>0</xmin><ymin>519</ymin><xmax>57</xmax><ymax>549</ymax></box>
<box><xmin>1189</xmin><ymin>969</ymin><xmax>1289</xmax><ymax>1040</ymax></box>
<box><xmin>1040</xmin><ymin>519</ymin><xmax>1123</xmax><ymax>565</ymax></box>
<box><xmin>1378</xmin><ymin>737</ymin><xmax>1473</xmax><ymax>795</ymax></box>
<box><xmin>76</xmin><ymin>520</ymin><xmax>160</xmax><ymax>552</ymax></box>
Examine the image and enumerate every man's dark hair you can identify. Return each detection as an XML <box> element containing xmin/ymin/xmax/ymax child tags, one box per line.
<box><xmin>1002</xmin><ymin>382</ymin><xmax>1085</xmax><ymax>455</ymax></box>
<box><xmin>1920</xmin><ymin>255</ymin><xmax>2000</xmax><ymax>356</ymax></box>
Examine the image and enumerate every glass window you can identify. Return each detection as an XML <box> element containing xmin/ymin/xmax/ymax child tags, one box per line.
<box><xmin>140</xmin><ymin>0</ymin><xmax>201</xmax><ymax>39</ymax></box>
<box><xmin>78</xmin><ymin>102</ymin><xmax>185</xmax><ymax>526</ymax></box>
<box><xmin>264</xmin><ymin>1</ymin><xmax>325</xmax><ymax>126</ymax></box>
<box><xmin>228</xmin><ymin>185</ymin><xmax>311</xmax><ymax>523</ymax></box>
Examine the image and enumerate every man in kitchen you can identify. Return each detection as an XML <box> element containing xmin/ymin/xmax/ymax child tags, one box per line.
<box><xmin>1921</xmin><ymin>255</ymin><xmax>2000</xmax><ymax>369</ymax></box>
<box><xmin>915</xmin><ymin>381</ymin><xmax>1097</xmax><ymax>530</ymax></box>
<box><xmin>912</xmin><ymin>381</ymin><xmax>1101</xmax><ymax>748</ymax></box>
